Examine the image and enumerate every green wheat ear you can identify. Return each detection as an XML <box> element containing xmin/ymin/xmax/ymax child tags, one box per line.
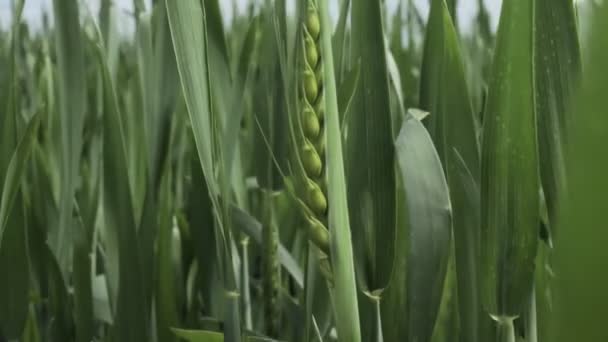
<box><xmin>287</xmin><ymin>0</ymin><xmax>330</xmax><ymax>257</ymax></box>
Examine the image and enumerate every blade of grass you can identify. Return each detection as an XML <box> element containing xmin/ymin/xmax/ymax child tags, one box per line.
<box><xmin>332</xmin><ymin>0</ymin><xmax>350</xmax><ymax>82</ymax></box>
<box><xmin>419</xmin><ymin>1</ymin><xmax>481</xmax><ymax>340</ymax></box>
<box><xmin>394</xmin><ymin>117</ymin><xmax>452</xmax><ymax>342</ymax></box>
<box><xmin>97</xmin><ymin>44</ymin><xmax>147</xmax><ymax>341</ymax></box>
<box><xmin>534</xmin><ymin>0</ymin><xmax>581</xmax><ymax>242</ymax></box>
<box><xmin>480</xmin><ymin>0</ymin><xmax>538</xmax><ymax>320</ymax></box>
<box><xmin>133</xmin><ymin>1</ymin><xmax>179</xmax><ymax>324</ymax></box>
<box><xmin>348</xmin><ymin>0</ymin><xmax>396</xmax><ymax>293</ymax></box>
<box><xmin>51</xmin><ymin>0</ymin><xmax>87</xmax><ymax>276</ymax></box>
<box><xmin>166</xmin><ymin>1</ymin><xmax>241</xmax><ymax>340</ymax></box>
<box><xmin>318</xmin><ymin>1</ymin><xmax>361</xmax><ymax>341</ymax></box>
<box><xmin>166</xmin><ymin>0</ymin><xmax>217</xmax><ymax>198</ymax></box>
<box><xmin>348</xmin><ymin>0</ymin><xmax>397</xmax><ymax>338</ymax></box>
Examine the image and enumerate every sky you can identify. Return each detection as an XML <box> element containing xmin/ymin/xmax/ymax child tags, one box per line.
<box><xmin>0</xmin><ymin>0</ymin><xmax>503</xmax><ymax>33</ymax></box>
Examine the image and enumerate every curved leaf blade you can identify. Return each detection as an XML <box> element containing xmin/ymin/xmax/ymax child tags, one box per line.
<box><xmin>395</xmin><ymin>118</ymin><xmax>452</xmax><ymax>342</ymax></box>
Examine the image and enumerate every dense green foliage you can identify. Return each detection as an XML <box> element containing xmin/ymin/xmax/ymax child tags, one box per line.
<box><xmin>0</xmin><ymin>0</ymin><xmax>605</xmax><ymax>341</ymax></box>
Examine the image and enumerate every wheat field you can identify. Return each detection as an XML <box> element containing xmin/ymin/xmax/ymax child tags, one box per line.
<box><xmin>0</xmin><ymin>0</ymin><xmax>606</xmax><ymax>341</ymax></box>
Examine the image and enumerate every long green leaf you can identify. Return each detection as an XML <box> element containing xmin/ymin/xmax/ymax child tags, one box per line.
<box><xmin>348</xmin><ymin>0</ymin><xmax>396</xmax><ymax>338</ymax></box>
<box><xmin>534</xmin><ymin>0</ymin><xmax>581</xmax><ymax>241</ymax></box>
<box><xmin>166</xmin><ymin>0</ymin><xmax>216</xmax><ymax>198</ymax></box>
<box><xmin>318</xmin><ymin>1</ymin><xmax>361</xmax><ymax>341</ymax></box>
<box><xmin>419</xmin><ymin>0</ymin><xmax>481</xmax><ymax>340</ymax></box>
<box><xmin>394</xmin><ymin>117</ymin><xmax>452</xmax><ymax>342</ymax></box>
<box><xmin>51</xmin><ymin>0</ymin><xmax>86</xmax><ymax>275</ymax></box>
<box><xmin>480</xmin><ymin>0</ymin><xmax>538</xmax><ymax>319</ymax></box>
<box><xmin>166</xmin><ymin>1</ymin><xmax>241</xmax><ymax>340</ymax></box>
<box><xmin>98</xmin><ymin>45</ymin><xmax>147</xmax><ymax>341</ymax></box>
<box><xmin>348</xmin><ymin>0</ymin><xmax>396</xmax><ymax>294</ymax></box>
<box><xmin>133</xmin><ymin>2</ymin><xmax>180</xmax><ymax>333</ymax></box>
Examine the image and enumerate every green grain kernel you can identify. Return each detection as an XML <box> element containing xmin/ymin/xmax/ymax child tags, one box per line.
<box><xmin>302</xmin><ymin>103</ymin><xmax>320</xmax><ymax>138</ymax></box>
<box><xmin>303</xmin><ymin>68</ymin><xmax>318</xmax><ymax>103</ymax></box>
<box><xmin>307</xmin><ymin>215</ymin><xmax>330</xmax><ymax>254</ymax></box>
<box><xmin>306</xmin><ymin>4</ymin><xmax>320</xmax><ymax>40</ymax></box>
<box><xmin>301</xmin><ymin>142</ymin><xmax>322</xmax><ymax>177</ymax></box>
<box><xmin>304</xmin><ymin>31</ymin><xmax>319</xmax><ymax>68</ymax></box>
<box><xmin>307</xmin><ymin>180</ymin><xmax>327</xmax><ymax>215</ymax></box>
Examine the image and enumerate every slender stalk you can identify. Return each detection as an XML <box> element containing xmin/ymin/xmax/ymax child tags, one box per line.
<box><xmin>526</xmin><ymin>287</ymin><xmax>538</xmax><ymax>342</ymax></box>
<box><xmin>262</xmin><ymin>191</ymin><xmax>280</xmax><ymax>337</ymax></box>
<box><xmin>496</xmin><ymin>317</ymin><xmax>516</xmax><ymax>342</ymax></box>
<box><xmin>240</xmin><ymin>238</ymin><xmax>252</xmax><ymax>330</ymax></box>
<box><xmin>375</xmin><ymin>297</ymin><xmax>383</xmax><ymax>342</ymax></box>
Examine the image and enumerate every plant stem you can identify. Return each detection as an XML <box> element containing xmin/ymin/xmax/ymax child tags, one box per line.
<box><xmin>526</xmin><ymin>286</ymin><xmax>538</xmax><ymax>342</ymax></box>
<box><xmin>375</xmin><ymin>296</ymin><xmax>383</xmax><ymax>342</ymax></box>
<box><xmin>496</xmin><ymin>317</ymin><xmax>516</xmax><ymax>342</ymax></box>
<box><xmin>240</xmin><ymin>238</ymin><xmax>252</xmax><ymax>330</ymax></box>
<box><xmin>262</xmin><ymin>190</ymin><xmax>280</xmax><ymax>337</ymax></box>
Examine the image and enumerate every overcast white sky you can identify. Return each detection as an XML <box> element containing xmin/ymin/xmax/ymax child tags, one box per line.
<box><xmin>0</xmin><ymin>0</ymin><xmax>503</xmax><ymax>33</ymax></box>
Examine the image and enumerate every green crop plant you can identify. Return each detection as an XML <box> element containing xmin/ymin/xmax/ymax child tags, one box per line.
<box><xmin>288</xmin><ymin>0</ymin><xmax>330</xmax><ymax>259</ymax></box>
<box><xmin>0</xmin><ymin>0</ymin><xmax>605</xmax><ymax>341</ymax></box>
